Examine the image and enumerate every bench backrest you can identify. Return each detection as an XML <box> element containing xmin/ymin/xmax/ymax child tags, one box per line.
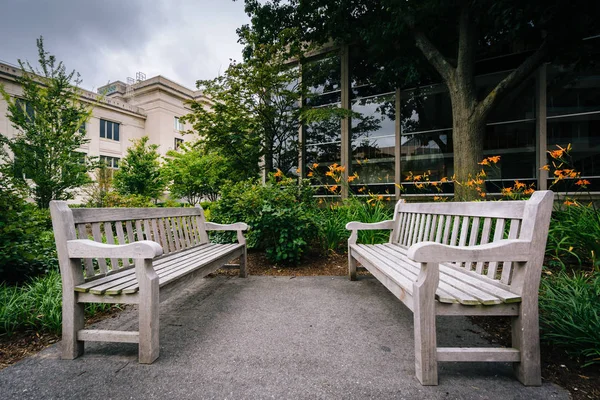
<box><xmin>50</xmin><ymin>202</ymin><xmax>209</xmax><ymax>280</ymax></box>
<box><xmin>389</xmin><ymin>191</ymin><xmax>554</xmax><ymax>288</ymax></box>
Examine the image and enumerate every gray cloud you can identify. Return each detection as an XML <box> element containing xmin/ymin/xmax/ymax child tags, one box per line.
<box><xmin>0</xmin><ymin>0</ymin><xmax>249</xmax><ymax>90</ymax></box>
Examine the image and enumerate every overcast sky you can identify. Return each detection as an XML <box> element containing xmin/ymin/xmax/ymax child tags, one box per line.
<box><xmin>0</xmin><ymin>0</ymin><xmax>250</xmax><ymax>91</ymax></box>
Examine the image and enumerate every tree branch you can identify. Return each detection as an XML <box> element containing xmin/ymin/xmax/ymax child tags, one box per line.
<box><xmin>476</xmin><ymin>40</ymin><xmax>549</xmax><ymax>119</ymax></box>
<box><xmin>410</xmin><ymin>26</ymin><xmax>455</xmax><ymax>85</ymax></box>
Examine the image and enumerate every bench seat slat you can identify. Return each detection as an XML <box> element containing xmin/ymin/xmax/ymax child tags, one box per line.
<box><xmin>352</xmin><ymin>244</ymin><xmax>521</xmax><ymax>306</ymax></box>
<box><xmin>101</xmin><ymin>244</ymin><xmax>238</xmax><ymax>295</ymax></box>
<box><xmin>75</xmin><ymin>243</ymin><xmax>238</xmax><ymax>295</ymax></box>
<box><xmin>357</xmin><ymin>245</ymin><xmax>485</xmax><ymax>305</ymax></box>
<box><xmin>381</xmin><ymin>244</ymin><xmax>521</xmax><ymax>304</ymax></box>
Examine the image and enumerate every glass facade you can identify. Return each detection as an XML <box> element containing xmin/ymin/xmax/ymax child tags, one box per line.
<box><xmin>547</xmin><ymin>63</ymin><xmax>600</xmax><ymax>191</ymax></box>
<box><xmin>299</xmin><ymin>42</ymin><xmax>600</xmax><ymax>197</ymax></box>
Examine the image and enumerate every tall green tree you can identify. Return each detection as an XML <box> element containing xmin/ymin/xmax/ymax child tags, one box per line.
<box><xmin>0</xmin><ymin>37</ymin><xmax>94</xmax><ymax>208</ymax></box>
<box><xmin>241</xmin><ymin>0</ymin><xmax>599</xmax><ymax>199</ymax></box>
<box><xmin>182</xmin><ymin>31</ymin><xmax>308</xmax><ymax>178</ymax></box>
<box><xmin>162</xmin><ymin>143</ymin><xmax>231</xmax><ymax>204</ymax></box>
<box><xmin>113</xmin><ymin>136</ymin><xmax>165</xmax><ymax>201</ymax></box>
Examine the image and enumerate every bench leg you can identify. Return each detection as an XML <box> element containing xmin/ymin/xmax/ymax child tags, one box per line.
<box><xmin>61</xmin><ymin>289</ymin><xmax>84</xmax><ymax>359</ymax></box>
<box><xmin>239</xmin><ymin>248</ymin><xmax>248</xmax><ymax>278</ymax></box>
<box><xmin>348</xmin><ymin>252</ymin><xmax>357</xmax><ymax>281</ymax></box>
<box><xmin>512</xmin><ymin>301</ymin><xmax>542</xmax><ymax>386</ymax></box>
<box><xmin>413</xmin><ymin>262</ymin><xmax>439</xmax><ymax>385</ymax></box>
<box><xmin>136</xmin><ymin>259</ymin><xmax>160</xmax><ymax>364</ymax></box>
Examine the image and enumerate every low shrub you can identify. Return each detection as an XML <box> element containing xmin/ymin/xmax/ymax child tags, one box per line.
<box><xmin>539</xmin><ymin>270</ymin><xmax>600</xmax><ymax>367</ymax></box>
<box><xmin>0</xmin><ymin>186</ymin><xmax>57</xmax><ymax>284</ymax></box>
<box><xmin>0</xmin><ymin>270</ymin><xmax>117</xmax><ymax>335</ymax></box>
<box><xmin>546</xmin><ymin>204</ymin><xmax>600</xmax><ymax>270</ymax></box>
<box><xmin>211</xmin><ymin>175</ymin><xmax>318</xmax><ymax>265</ymax></box>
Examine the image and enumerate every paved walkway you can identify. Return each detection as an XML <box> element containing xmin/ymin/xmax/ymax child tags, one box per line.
<box><xmin>1</xmin><ymin>276</ymin><xmax>567</xmax><ymax>399</ymax></box>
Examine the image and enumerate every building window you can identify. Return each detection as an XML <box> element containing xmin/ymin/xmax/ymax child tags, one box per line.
<box><xmin>174</xmin><ymin>117</ymin><xmax>184</xmax><ymax>132</ymax></box>
<box><xmin>15</xmin><ymin>98</ymin><xmax>35</xmax><ymax>122</ymax></box>
<box><xmin>100</xmin><ymin>119</ymin><xmax>120</xmax><ymax>141</ymax></box>
<box><xmin>174</xmin><ymin>138</ymin><xmax>184</xmax><ymax>150</ymax></box>
<box><xmin>100</xmin><ymin>155</ymin><xmax>120</xmax><ymax>169</ymax></box>
<box><xmin>78</xmin><ymin>122</ymin><xmax>86</xmax><ymax>134</ymax></box>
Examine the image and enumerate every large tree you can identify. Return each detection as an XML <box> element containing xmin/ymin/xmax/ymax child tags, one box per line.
<box><xmin>182</xmin><ymin>31</ymin><xmax>306</xmax><ymax>178</ymax></box>
<box><xmin>240</xmin><ymin>0</ymin><xmax>599</xmax><ymax>199</ymax></box>
<box><xmin>0</xmin><ymin>37</ymin><xmax>94</xmax><ymax>208</ymax></box>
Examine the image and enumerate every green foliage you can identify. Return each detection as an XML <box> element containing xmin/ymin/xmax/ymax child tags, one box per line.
<box><xmin>0</xmin><ymin>270</ymin><xmax>117</xmax><ymax>335</ymax></box>
<box><xmin>0</xmin><ymin>37</ymin><xmax>94</xmax><ymax>208</ymax></box>
<box><xmin>211</xmin><ymin>175</ymin><xmax>318</xmax><ymax>265</ymax></box>
<box><xmin>82</xmin><ymin>164</ymin><xmax>114</xmax><ymax>208</ymax></box>
<box><xmin>162</xmin><ymin>143</ymin><xmax>231</xmax><ymax>204</ymax></box>
<box><xmin>113</xmin><ymin>136</ymin><xmax>165</xmax><ymax>201</ymax></box>
<box><xmin>539</xmin><ymin>271</ymin><xmax>600</xmax><ymax>367</ymax></box>
<box><xmin>182</xmin><ymin>30</ymin><xmax>310</xmax><ymax>177</ymax></box>
<box><xmin>318</xmin><ymin>198</ymin><xmax>393</xmax><ymax>253</ymax></box>
<box><xmin>546</xmin><ymin>205</ymin><xmax>600</xmax><ymax>271</ymax></box>
<box><xmin>0</xmin><ymin>180</ymin><xmax>57</xmax><ymax>284</ymax></box>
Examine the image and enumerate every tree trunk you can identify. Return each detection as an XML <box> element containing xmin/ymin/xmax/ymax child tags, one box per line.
<box><xmin>450</xmin><ymin>93</ymin><xmax>485</xmax><ymax>201</ymax></box>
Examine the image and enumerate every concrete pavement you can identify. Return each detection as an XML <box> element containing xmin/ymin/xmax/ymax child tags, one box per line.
<box><xmin>0</xmin><ymin>276</ymin><xmax>568</xmax><ymax>399</ymax></box>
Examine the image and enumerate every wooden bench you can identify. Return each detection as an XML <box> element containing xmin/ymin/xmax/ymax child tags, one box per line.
<box><xmin>346</xmin><ymin>191</ymin><xmax>554</xmax><ymax>386</ymax></box>
<box><xmin>50</xmin><ymin>201</ymin><xmax>248</xmax><ymax>364</ymax></box>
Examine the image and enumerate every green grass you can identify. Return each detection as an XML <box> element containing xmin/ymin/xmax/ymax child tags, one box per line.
<box><xmin>318</xmin><ymin>198</ymin><xmax>393</xmax><ymax>253</ymax></box>
<box><xmin>0</xmin><ymin>270</ymin><xmax>118</xmax><ymax>336</ymax></box>
<box><xmin>539</xmin><ymin>270</ymin><xmax>600</xmax><ymax>367</ymax></box>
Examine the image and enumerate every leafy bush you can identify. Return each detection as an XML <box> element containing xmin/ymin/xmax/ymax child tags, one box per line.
<box><xmin>211</xmin><ymin>176</ymin><xmax>318</xmax><ymax>265</ymax></box>
<box><xmin>318</xmin><ymin>197</ymin><xmax>393</xmax><ymax>253</ymax></box>
<box><xmin>546</xmin><ymin>205</ymin><xmax>600</xmax><ymax>270</ymax></box>
<box><xmin>539</xmin><ymin>270</ymin><xmax>600</xmax><ymax>367</ymax></box>
<box><xmin>0</xmin><ymin>185</ymin><xmax>57</xmax><ymax>284</ymax></box>
<box><xmin>0</xmin><ymin>270</ymin><xmax>117</xmax><ymax>335</ymax></box>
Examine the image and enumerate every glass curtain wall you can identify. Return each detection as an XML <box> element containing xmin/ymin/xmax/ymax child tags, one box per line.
<box><xmin>547</xmin><ymin>62</ymin><xmax>600</xmax><ymax>191</ymax></box>
<box><xmin>399</xmin><ymin>71</ymin><xmax>535</xmax><ymax>194</ymax></box>
<box><xmin>303</xmin><ymin>55</ymin><xmax>342</xmax><ymax>196</ymax></box>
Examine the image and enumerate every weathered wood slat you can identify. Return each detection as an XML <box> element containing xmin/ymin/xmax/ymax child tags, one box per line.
<box><xmin>442</xmin><ymin>215</ymin><xmax>452</xmax><ymax>245</ymax></box>
<box><xmin>91</xmin><ymin>223</ymin><xmax>108</xmax><ymax>274</ymax></box>
<box><xmin>76</xmin><ymin>224</ymin><xmax>95</xmax><ymax>277</ymax></box>
<box><xmin>476</xmin><ymin>217</ymin><xmax>493</xmax><ymax>274</ymax></box>
<box><xmin>125</xmin><ymin>220</ymin><xmax>135</xmax><ymax>243</ymax></box>
<box><xmin>77</xmin><ymin>329</ymin><xmax>139</xmax><ymax>343</ymax></box>
<box><xmin>377</xmin><ymin>244</ymin><xmax>505</xmax><ymax>305</ymax></box>
<box><xmin>158</xmin><ymin>218</ymin><xmax>171</xmax><ymax>254</ymax></box>
<box><xmin>78</xmin><ymin>244</ymin><xmax>222</xmax><ymax>295</ymax></box>
<box><xmin>466</xmin><ymin>217</ymin><xmax>481</xmax><ymax>270</ymax></box>
<box><xmin>434</xmin><ymin>215</ymin><xmax>444</xmax><ymax>243</ymax></box>
<box><xmin>71</xmin><ymin>207</ymin><xmax>201</xmax><ymax>223</ymax></box>
<box><xmin>501</xmin><ymin>219</ymin><xmax>521</xmax><ymax>284</ymax></box>
<box><xmin>181</xmin><ymin>217</ymin><xmax>192</xmax><ymax>247</ymax></box>
<box><xmin>144</xmin><ymin>220</ymin><xmax>153</xmax><ymax>241</ymax></box>
<box><xmin>397</xmin><ymin>201</ymin><xmax>525</xmax><ymax>219</ymax></box>
<box><xmin>75</xmin><ymin>244</ymin><xmax>216</xmax><ymax>291</ymax></box>
<box><xmin>436</xmin><ymin>347</ymin><xmax>520</xmax><ymax>362</ymax></box>
<box><xmin>103</xmin><ymin>222</ymin><xmax>120</xmax><ymax>270</ymax></box>
<box><xmin>135</xmin><ymin>220</ymin><xmax>144</xmax><ymax>242</ymax></box>
<box><xmin>450</xmin><ymin>216</ymin><xmax>460</xmax><ymax>246</ymax></box>
<box><xmin>151</xmin><ymin>219</ymin><xmax>160</xmax><ymax>247</ymax></box>
<box><xmin>487</xmin><ymin>218</ymin><xmax>506</xmax><ymax>278</ymax></box>
<box><xmin>112</xmin><ymin>244</ymin><xmax>241</xmax><ymax>295</ymax></box>
<box><xmin>170</xmin><ymin>217</ymin><xmax>182</xmax><ymax>251</ymax></box>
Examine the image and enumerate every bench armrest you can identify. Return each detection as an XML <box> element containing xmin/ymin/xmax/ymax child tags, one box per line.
<box><xmin>67</xmin><ymin>239</ymin><xmax>164</xmax><ymax>259</ymax></box>
<box><xmin>346</xmin><ymin>220</ymin><xmax>394</xmax><ymax>245</ymax></box>
<box><xmin>407</xmin><ymin>239</ymin><xmax>532</xmax><ymax>263</ymax></box>
<box><xmin>204</xmin><ymin>222</ymin><xmax>248</xmax><ymax>245</ymax></box>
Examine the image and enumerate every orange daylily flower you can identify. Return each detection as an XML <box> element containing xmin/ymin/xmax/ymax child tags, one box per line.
<box><xmin>273</xmin><ymin>169</ymin><xmax>283</xmax><ymax>178</ymax></box>
<box><xmin>307</xmin><ymin>171</ymin><xmax>314</xmax><ymax>177</ymax></box>
<box><xmin>524</xmin><ymin>188</ymin><xmax>535</xmax><ymax>195</ymax></box>
<box><xmin>576</xmin><ymin>179</ymin><xmax>591</xmax><ymax>186</ymax></box>
<box><xmin>514</xmin><ymin>180</ymin><xmax>526</xmax><ymax>189</ymax></box>
<box><xmin>312</xmin><ymin>163</ymin><xmax>319</xmax><ymax>169</ymax></box>
<box><xmin>487</xmin><ymin>156</ymin><xmax>501</xmax><ymax>164</ymax></box>
<box><xmin>540</xmin><ymin>164</ymin><xmax>550</xmax><ymax>171</ymax></box>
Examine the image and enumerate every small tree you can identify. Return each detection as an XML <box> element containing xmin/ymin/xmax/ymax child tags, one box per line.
<box><xmin>0</xmin><ymin>37</ymin><xmax>94</xmax><ymax>208</ymax></box>
<box><xmin>162</xmin><ymin>143</ymin><xmax>231</xmax><ymax>204</ymax></box>
<box><xmin>113</xmin><ymin>136</ymin><xmax>165</xmax><ymax>201</ymax></box>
